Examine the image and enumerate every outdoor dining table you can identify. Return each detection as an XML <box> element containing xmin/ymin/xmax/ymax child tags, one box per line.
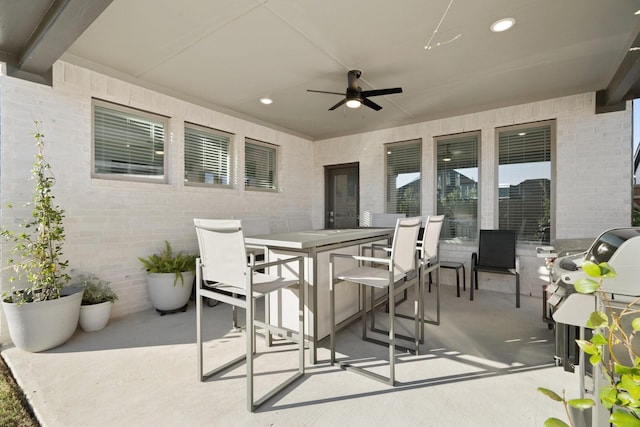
<box><xmin>244</xmin><ymin>228</ymin><xmax>394</xmax><ymax>364</ymax></box>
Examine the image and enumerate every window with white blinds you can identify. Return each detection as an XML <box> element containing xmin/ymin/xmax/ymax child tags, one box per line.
<box><xmin>245</xmin><ymin>138</ymin><xmax>277</xmax><ymax>191</ymax></box>
<box><xmin>93</xmin><ymin>100</ymin><xmax>167</xmax><ymax>182</ymax></box>
<box><xmin>385</xmin><ymin>139</ymin><xmax>421</xmax><ymax>217</ymax></box>
<box><xmin>498</xmin><ymin>121</ymin><xmax>553</xmax><ymax>244</ymax></box>
<box><xmin>436</xmin><ymin>132</ymin><xmax>479</xmax><ymax>241</ymax></box>
<box><xmin>184</xmin><ymin>124</ymin><xmax>232</xmax><ymax>187</ymax></box>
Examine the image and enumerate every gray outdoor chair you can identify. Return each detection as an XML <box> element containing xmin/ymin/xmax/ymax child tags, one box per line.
<box><xmin>329</xmin><ymin>216</ymin><xmax>421</xmax><ymax>386</ymax></box>
<box><xmin>194</xmin><ymin>218</ymin><xmax>305</xmax><ymax>412</ymax></box>
<box><xmin>470</xmin><ymin>229</ymin><xmax>520</xmax><ymax>308</ymax></box>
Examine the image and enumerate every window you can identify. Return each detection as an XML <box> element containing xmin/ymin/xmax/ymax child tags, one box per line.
<box><xmin>93</xmin><ymin>99</ymin><xmax>167</xmax><ymax>182</ymax></box>
<box><xmin>385</xmin><ymin>139</ymin><xmax>421</xmax><ymax>217</ymax></box>
<box><xmin>436</xmin><ymin>132</ymin><xmax>479</xmax><ymax>241</ymax></box>
<box><xmin>497</xmin><ymin>121</ymin><xmax>554</xmax><ymax>244</ymax></box>
<box><xmin>245</xmin><ymin>138</ymin><xmax>277</xmax><ymax>191</ymax></box>
<box><xmin>184</xmin><ymin>123</ymin><xmax>232</xmax><ymax>187</ymax></box>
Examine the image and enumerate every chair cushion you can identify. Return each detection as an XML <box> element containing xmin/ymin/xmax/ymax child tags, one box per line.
<box><xmin>337</xmin><ymin>266</ymin><xmax>406</xmax><ymax>289</ymax></box>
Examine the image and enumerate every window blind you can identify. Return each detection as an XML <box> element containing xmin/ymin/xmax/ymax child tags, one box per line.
<box><xmin>385</xmin><ymin>139</ymin><xmax>421</xmax><ymax>216</ymax></box>
<box><xmin>498</xmin><ymin>124</ymin><xmax>552</xmax><ymax>244</ymax></box>
<box><xmin>245</xmin><ymin>139</ymin><xmax>276</xmax><ymax>190</ymax></box>
<box><xmin>93</xmin><ymin>102</ymin><xmax>165</xmax><ymax>179</ymax></box>
<box><xmin>184</xmin><ymin>124</ymin><xmax>231</xmax><ymax>186</ymax></box>
<box><xmin>436</xmin><ymin>133</ymin><xmax>479</xmax><ymax>241</ymax></box>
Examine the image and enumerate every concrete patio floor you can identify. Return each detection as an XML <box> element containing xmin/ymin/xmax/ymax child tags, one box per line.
<box><xmin>1</xmin><ymin>285</ymin><xmax>580</xmax><ymax>426</ymax></box>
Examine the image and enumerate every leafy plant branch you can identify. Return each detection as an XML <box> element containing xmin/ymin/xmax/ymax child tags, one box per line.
<box><xmin>0</xmin><ymin>122</ymin><xmax>70</xmax><ymax>303</ymax></box>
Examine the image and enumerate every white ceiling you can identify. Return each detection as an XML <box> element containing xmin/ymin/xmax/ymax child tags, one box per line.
<box><xmin>5</xmin><ymin>0</ymin><xmax>640</xmax><ymax>140</ymax></box>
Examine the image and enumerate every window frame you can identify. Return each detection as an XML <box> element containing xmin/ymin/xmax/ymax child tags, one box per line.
<box><xmin>184</xmin><ymin>122</ymin><xmax>233</xmax><ymax>188</ymax></box>
<box><xmin>434</xmin><ymin>131</ymin><xmax>480</xmax><ymax>242</ymax></box>
<box><xmin>495</xmin><ymin>120</ymin><xmax>556</xmax><ymax>244</ymax></box>
<box><xmin>384</xmin><ymin>139</ymin><xmax>422</xmax><ymax>217</ymax></box>
<box><xmin>92</xmin><ymin>98</ymin><xmax>169</xmax><ymax>183</ymax></box>
<box><xmin>244</xmin><ymin>138</ymin><xmax>278</xmax><ymax>192</ymax></box>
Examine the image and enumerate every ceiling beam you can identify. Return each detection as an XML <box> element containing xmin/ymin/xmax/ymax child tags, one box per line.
<box><xmin>8</xmin><ymin>0</ymin><xmax>112</xmax><ymax>84</ymax></box>
<box><xmin>596</xmin><ymin>30</ymin><xmax>640</xmax><ymax>114</ymax></box>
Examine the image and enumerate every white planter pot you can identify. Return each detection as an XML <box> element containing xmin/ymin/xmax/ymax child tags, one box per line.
<box><xmin>1</xmin><ymin>288</ymin><xmax>83</xmax><ymax>352</ymax></box>
<box><xmin>146</xmin><ymin>271</ymin><xmax>194</xmax><ymax>313</ymax></box>
<box><xmin>79</xmin><ymin>301</ymin><xmax>113</xmax><ymax>332</ymax></box>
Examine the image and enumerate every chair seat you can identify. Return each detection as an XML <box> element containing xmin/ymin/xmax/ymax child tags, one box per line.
<box><xmin>204</xmin><ymin>273</ymin><xmax>299</xmax><ymax>298</ymax></box>
<box><xmin>474</xmin><ymin>265</ymin><xmax>516</xmax><ymax>275</ymax></box>
<box><xmin>338</xmin><ymin>266</ymin><xmax>406</xmax><ymax>289</ymax></box>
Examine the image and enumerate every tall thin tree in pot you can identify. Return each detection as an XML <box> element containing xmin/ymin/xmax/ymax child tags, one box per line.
<box><xmin>0</xmin><ymin>122</ymin><xmax>82</xmax><ymax>352</ymax></box>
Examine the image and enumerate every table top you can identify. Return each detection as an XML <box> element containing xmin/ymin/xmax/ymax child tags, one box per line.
<box><xmin>245</xmin><ymin>228</ymin><xmax>393</xmax><ymax>250</ymax></box>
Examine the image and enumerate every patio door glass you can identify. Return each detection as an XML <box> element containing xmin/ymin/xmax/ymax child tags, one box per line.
<box><xmin>325</xmin><ymin>163</ymin><xmax>359</xmax><ymax>229</ymax></box>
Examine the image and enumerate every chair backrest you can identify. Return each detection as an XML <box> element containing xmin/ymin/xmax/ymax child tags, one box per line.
<box><xmin>420</xmin><ymin>215</ymin><xmax>445</xmax><ymax>261</ymax></box>
<box><xmin>476</xmin><ymin>229</ymin><xmax>516</xmax><ymax>269</ymax></box>
<box><xmin>389</xmin><ymin>216</ymin><xmax>422</xmax><ymax>274</ymax></box>
<box><xmin>236</xmin><ymin>216</ymin><xmax>271</xmax><ymax>236</ymax></box>
<box><xmin>372</xmin><ymin>213</ymin><xmax>406</xmax><ymax>227</ymax></box>
<box><xmin>194</xmin><ymin>218</ymin><xmax>247</xmax><ymax>288</ymax></box>
<box><xmin>286</xmin><ymin>214</ymin><xmax>313</xmax><ymax>232</ymax></box>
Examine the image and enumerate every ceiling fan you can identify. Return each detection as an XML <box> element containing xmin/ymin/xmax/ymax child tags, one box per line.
<box><xmin>307</xmin><ymin>70</ymin><xmax>402</xmax><ymax>111</ymax></box>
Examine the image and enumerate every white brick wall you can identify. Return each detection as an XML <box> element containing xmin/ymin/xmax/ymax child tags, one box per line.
<box><xmin>0</xmin><ymin>60</ymin><xmax>633</xmax><ymax>345</ymax></box>
<box><xmin>0</xmin><ymin>62</ymin><xmax>314</xmax><ymax>343</ymax></box>
<box><xmin>313</xmin><ymin>92</ymin><xmax>633</xmax><ymax>299</ymax></box>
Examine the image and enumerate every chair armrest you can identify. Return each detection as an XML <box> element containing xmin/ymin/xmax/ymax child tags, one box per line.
<box><xmin>330</xmin><ymin>252</ymin><xmax>392</xmax><ymax>266</ymax></box>
<box><xmin>361</xmin><ymin>243</ymin><xmax>391</xmax><ymax>257</ymax></box>
<box><xmin>251</xmin><ymin>255</ymin><xmax>304</xmax><ymax>272</ymax></box>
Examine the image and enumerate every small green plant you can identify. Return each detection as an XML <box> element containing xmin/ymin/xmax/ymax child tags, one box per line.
<box><xmin>75</xmin><ymin>273</ymin><xmax>118</xmax><ymax>305</ymax></box>
<box><xmin>0</xmin><ymin>122</ymin><xmax>70</xmax><ymax>304</ymax></box>
<box><xmin>539</xmin><ymin>261</ymin><xmax>640</xmax><ymax>427</ymax></box>
<box><xmin>138</xmin><ymin>241</ymin><xmax>197</xmax><ymax>287</ymax></box>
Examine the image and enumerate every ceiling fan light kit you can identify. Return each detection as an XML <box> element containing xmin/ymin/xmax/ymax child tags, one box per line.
<box><xmin>308</xmin><ymin>69</ymin><xmax>402</xmax><ymax>111</ymax></box>
<box><xmin>346</xmin><ymin>99</ymin><xmax>361</xmax><ymax>108</ymax></box>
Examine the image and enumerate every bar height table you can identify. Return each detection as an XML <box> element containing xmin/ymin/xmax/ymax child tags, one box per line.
<box><xmin>245</xmin><ymin>228</ymin><xmax>394</xmax><ymax>364</ymax></box>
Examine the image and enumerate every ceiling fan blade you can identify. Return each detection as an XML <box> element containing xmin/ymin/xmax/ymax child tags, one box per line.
<box><xmin>362</xmin><ymin>97</ymin><xmax>382</xmax><ymax>111</ymax></box>
<box><xmin>328</xmin><ymin>98</ymin><xmax>347</xmax><ymax>111</ymax></box>
<box><xmin>360</xmin><ymin>87</ymin><xmax>403</xmax><ymax>97</ymax></box>
<box><xmin>307</xmin><ymin>89</ymin><xmax>345</xmax><ymax>96</ymax></box>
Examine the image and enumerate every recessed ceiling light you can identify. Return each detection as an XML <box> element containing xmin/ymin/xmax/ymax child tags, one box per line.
<box><xmin>260</xmin><ymin>97</ymin><xmax>273</xmax><ymax>105</ymax></box>
<box><xmin>490</xmin><ymin>17</ymin><xmax>515</xmax><ymax>33</ymax></box>
<box><xmin>635</xmin><ymin>9</ymin><xmax>640</xmax><ymax>15</ymax></box>
<box><xmin>518</xmin><ymin>132</ymin><xmax>526</xmax><ymax>136</ymax></box>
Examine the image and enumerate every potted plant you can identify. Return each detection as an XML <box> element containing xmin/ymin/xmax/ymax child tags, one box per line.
<box><xmin>539</xmin><ymin>261</ymin><xmax>640</xmax><ymax>427</ymax></box>
<box><xmin>76</xmin><ymin>273</ymin><xmax>118</xmax><ymax>332</ymax></box>
<box><xmin>138</xmin><ymin>240</ymin><xmax>197</xmax><ymax>315</ymax></box>
<box><xmin>0</xmin><ymin>123</ymin><xmax>83</xmax><ymax>352</ymax></box>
